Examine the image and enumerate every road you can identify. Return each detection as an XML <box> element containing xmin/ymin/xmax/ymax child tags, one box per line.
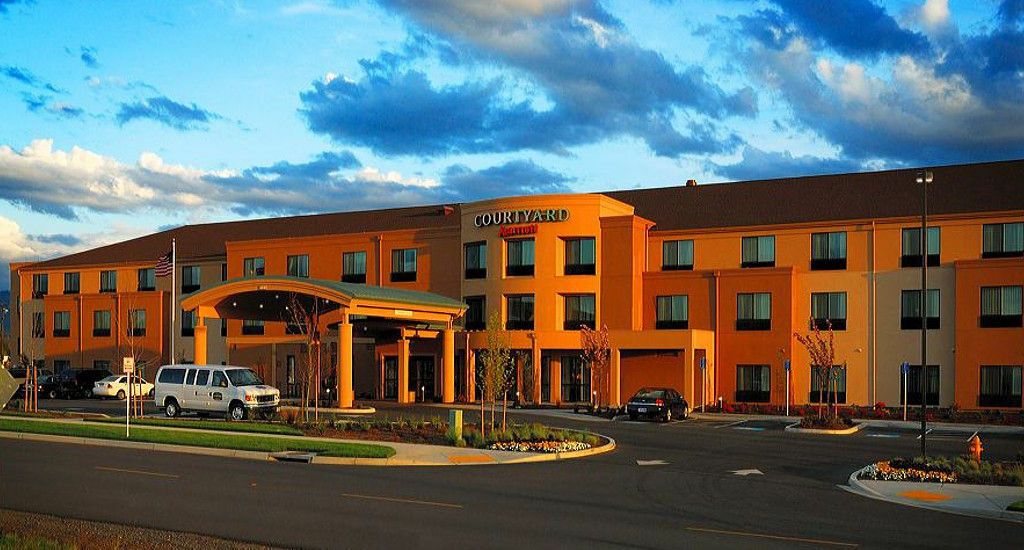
<box><xmin>3</xmin><ymin>404</ymin><xmax>1023</xmax><ymax>549</ymax></box>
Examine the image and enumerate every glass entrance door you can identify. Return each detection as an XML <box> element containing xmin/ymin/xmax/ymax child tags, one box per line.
<box><xmin>561</xmin><ymin>355</ymin><xmax>590</xmax><ymax>403</ymax></box>
<box><xmin>383</xmin><ymin>357</ymin><xmax>398</xmax><ymax>400</ymax></box>
<box><xmin>409</xmin><ymin>356</ymin><xmax>435</xmax><ymax>401</ymax></box>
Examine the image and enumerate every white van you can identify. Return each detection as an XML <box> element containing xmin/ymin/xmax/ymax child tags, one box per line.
<box><xmin>154</xmin><ymin>364</ymin><xmax>280</xmax><ymax>420</ymax></box>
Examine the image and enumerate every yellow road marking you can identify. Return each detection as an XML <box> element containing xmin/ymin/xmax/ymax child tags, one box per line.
<box><xmin>341</xmin><ymin>493</ymin><xmax>463</xmax><ymax>509</ymax></box>
<box><xmin>686</xmin><ymin>527</ymin><xmax>857</xmax><ymax>548</ymax></box>
<box><xmin>447</xmin><ymin>455</ymin><xmax>494</xmax><ymax>464</ymax></box>
<box><xmin>94</xmin><ymin>466</ymin><xmax>179</xmax><ymax>479</ymax></box>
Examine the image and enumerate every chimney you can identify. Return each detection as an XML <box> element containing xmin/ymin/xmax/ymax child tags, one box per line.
<box><xmin>685</xmin><ymin>179</ymin><xmax>698</xmax><ymax>187</ymax></box>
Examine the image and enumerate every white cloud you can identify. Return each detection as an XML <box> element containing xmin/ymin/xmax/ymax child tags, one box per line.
<box><xmin>352</xmin><ymin>166</ymin><xmax>438</xmax><ymax>188</ymax></box>
<box><xmin>920</xmin><ymin>0</ymin><xmax>950</xmax><ymax>28</ymax></box>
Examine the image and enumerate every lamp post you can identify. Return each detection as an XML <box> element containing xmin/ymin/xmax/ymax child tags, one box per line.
<box><xmin>916</xmin><ymin>170</ymin><xmax>934</xmax><ymax>457</ymax></box>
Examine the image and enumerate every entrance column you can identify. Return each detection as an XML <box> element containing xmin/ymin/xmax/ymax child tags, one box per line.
<box><xmin>338</xmin><ymin>317</ymin><xmax>354</xmax><ymax>408</ymax></box>
<box><xmin>531</xmin><ymin>340</ymin><xmax>541</xmax><ymax>404</ymax></box>
<box><xmin>465</xmin><ymin>340</ymin><xmax>476</xmax><ymax>403</ymax></box>
<box><xmin>442</xmin><ymin>328</ymin><xmax>455</xmax><ymax>403</ymax></box>
<box><xmin>550</xmin><ymin>357</ymin><xmax>562</xmax><ymax>404</ymax></box>
<box><xmin>397</xmin><ymin>336</ymin><xmax>411</xmax><ymax>404</ymax></box>
<box><xmin>610</xmin><ymin>348</ymin><xmax>621</xmax><ymax>407</ymax></box>
<box><xmin>194</xmin><ymin>318</ymin><xmax>208</xmax><ymax>365</ymax></box>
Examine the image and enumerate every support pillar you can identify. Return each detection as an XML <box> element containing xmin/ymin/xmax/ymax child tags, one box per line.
<box><xmin>338</xmin><ymin>319</ymin><xmax>353</xmax><ymax>408</ymax></box>
<box><xmin>466</xmin><ymin>343</ymin><xmax>476</xmax><ymax>403</ymax></box>
<box><xmin>442</xmin><ymin>328</ymin><xmax>455</xmax><ymax>403</ymax></box>
<box><xmin>550</xmin><ymin>357</ymin><xmax>562</xmax><ymax>404</ymax></box>
<box><xmin>397</xmin><ymin>337</ymin><xmax>411</xmax><ymax>404</ymax></box>
<box><xmin>193</xmin><ymin>319</ymin><xmax>208</xmax><ymax>365</ymax></box>
<box><xmin>610</xmin><ymin>348</ymin><xmax>621</xmax><ymax>407</ymax></box>
<box><xmin>532</xmin><ymin>341</ymin><xmax>541</xmax><ymax>404</ymax></box>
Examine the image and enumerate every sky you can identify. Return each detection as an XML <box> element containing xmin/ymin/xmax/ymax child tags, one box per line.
<box><xmin>0</xmin><ymin>0</ymin><xmax>1022</xmax><ymax>289</ymax></box>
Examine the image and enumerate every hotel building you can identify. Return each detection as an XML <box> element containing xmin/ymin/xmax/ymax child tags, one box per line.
<box><xmin>8</xmin><ymin>160</ymin><xmax>1024</xmax><ymax>410</ymax></box>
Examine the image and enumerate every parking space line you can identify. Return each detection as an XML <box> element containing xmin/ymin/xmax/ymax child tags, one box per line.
<box><xmin>715</xmin><ymin>420</ymin><xmax>746</xmax><ymax>429</ymax></box>
<box><xmin>966</xmin><ymin>430</ymin><xmax>978</xmax><ymax>442</ymax></box>
<box><xmin>916</xmin><ymin>428</ymin><xmax>933</xmax><ymax>440</ymax></box>
<box><xmin>340</xmin><ymin>493</ymin><xmax>463</xmax><ymax>509</ymax></box>
<box><xmin>686</xmin><ymin>526</ymin><xmax>857</xmax><ymax>547</ymax></box>
<box><xmin>94</xmin><ymin>466</ymin><xmax>178</xmax><ymax>479</ymax></box>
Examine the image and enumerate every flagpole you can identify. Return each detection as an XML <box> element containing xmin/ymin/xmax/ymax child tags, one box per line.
<box><xmin>170</xmin><ymin>239</ymin><xmax>176</xmax><ymax>364</ymax></box>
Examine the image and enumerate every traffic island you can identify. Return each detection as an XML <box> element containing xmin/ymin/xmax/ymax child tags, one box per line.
<box><xmin>784</xmin><ymin>415</ymin><xmax>862</xmax><ymax>435</ymax></box>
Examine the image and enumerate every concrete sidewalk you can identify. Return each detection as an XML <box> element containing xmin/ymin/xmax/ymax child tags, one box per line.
<box><xmin>691</xmin><ymin>411</ymin><xmax>1024</xmax><ymax>434</ymax></box>
<box><xmin>0</xmin><ymin>414</ymin><xmax>614</xmax><ymax>466</ymax></box>
<box><xmin>847</xmin><ymin>467</ymin><xmax>1024</xmax><ymax>522</ymax></box>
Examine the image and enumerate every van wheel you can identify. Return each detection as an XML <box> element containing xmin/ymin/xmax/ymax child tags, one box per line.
<box><xmin>116</xmin><ymin>390</ymin><xmax>126</xmax><ymax>400</ymax></box>
<box><xmin>165</xmin><ymin>398</ymin><xmax>180</xmax><ymax>418</ymax></box>
<box><xmin>229</xmin><ymin>402</ymin><xmax>247</xmax><ymax>421</ymax></box>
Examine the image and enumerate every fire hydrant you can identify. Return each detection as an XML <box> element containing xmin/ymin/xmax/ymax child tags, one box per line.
<box><xmin>968</xmin><ymin>435</ymin><xmax>983</xmax><ymax>463</ymax></box>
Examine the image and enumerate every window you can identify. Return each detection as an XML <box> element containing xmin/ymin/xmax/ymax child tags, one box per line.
<box><xmin>561</xmin><ymin>355</ymin><xmax>591</xmax><ymax>403</ymax></box>
<box><xmin>158</xmin><ymin>368</ymin><xmax>186</xmax><ymax>384</ymax></box>
<box><xmin>287</xmin><ymin>255</ymin><xmax>309</xmax><ymax>278</ymax></box>
<box><xmin>242</xmin><ymin>319</ymin><xmax>264</xmax><ymax>335</ymax></box>
<box><xmin>212</xmin><ymin>370</ymin><xmax>228</xmax><ymax>388</ymax></box>
<box><xmin>979</xmin><ymin>365</ymin><xmax>1022</xmax><ymax>407</ymax></box>
<box><xmin>342</xmin><ymin>251</ymin><xmax>366</xmax><ymax>283</ymax></box>
<box><xmin>564</xmin><ymin>238</ymin><xmax>596</xmax><ymax>275</ymax></box>
<box><xmin>94</xmin><ymin>360</ymin><xmax>111</xmax><ymax>370</ymax></box>
<box><xmin>506</xmin><ymin>295</ymin><xmax>534</xmax><ymax>330</ymax></box>
<box><xmin>810</xmin><ymin>365</ymin><xmax>846</xmax><ymax>404</ymax></box>
<box><xmin>900</xmin><ymin>365</ymin><xmax>939</xmax><ymax>406</ymax></box>
<box><xmin>100</xmin><ymin>270</ymin><xmax>117</xmax><ymax>293</ymax></box>
<box><xmin>243</xmin><ymin>257</ymin><xmax>265</xmax><ymax>277</ymax></box>
<box><xmin>901</xmin><ymin>227</ymin><xmax>940</xmax><ymax>267</ymax></box>
<box><xmin>182</xmin><ymin>266</ymin><xmax>201</xmax><ymax>293</ymax></box>
<box><xmin>93</xmin><ymin>310</ymin><xmax>111</xmax><ymax>337</ymax></box>
<box><xmin>182</xmin><ymin>309</ymin><xmax>196</xmax><ymax>337</ymax></box>
<box><xmin>464</xmin><ymin>242</ymin><xmax>486</xmax><ymax>279</ymax></box>
<box><xmin>656</xmin><ymin>295</ymin><xmax>688</xmax><ymax>329</ymax></box>
<box><xmin>980</xmin><ymin>285</ymin><xmax>1023</xmax><ymax>327</ymax></box>
<box><xmin>63</xmin><ymin>272</ymin><xmax>80</xmax><ymax>294</ymax></box>
<box><xmin>31</xmin><ymin>273</ymin><xmax>48</xmax><ymax>298</ymax></box>
<box><xmin>390</xmin><ymin>249</ymin><xmax>417</xmax><ymax>282</ymax></box>
<box><xmin>810</xmin><ymin>232</ymin><xmax>847</xmax><ymax>270</ymax></box>
<box><xmin>137</xmin><ymin>268</ymin><xmax>155</xmax><ymax>291</ymax></box>
<box><xmin>982</xmin><ymin>222</ymin><xmax>1024</xmax><ymax>258</ymax></box>
<box><xmin>662</xmin><ymin>240</ymin><xmax>694</xmax><ymax>270</ymax></box>
<box><xmin>811</xmin><ymin>292</ymin><xmax>847</xmax><ymax>330</ymax></box>
<box><xmin>195</xmin><ymin>369</ymin><xmax>210</xmax><ymax>386</ymax></box>
<box><xmin>31</xmin><ymin>312</ymin><xmax>44</xmax><ymax>338</ymax></box>
<box><xmin>736</xmin><ymin>365</ymin><xmax>770</xmax><ymax>402</ymax></box>
<box><xmin>736</xmin><ymin>293</ymin><xmax>771</xmax><ymax>330</ymax></box>
<box><xmin>464</xmin><ymin>296</ymin><xmax>485</xmax><ymax>331</ymax></box>
<box><xmin>286</xmin><ymin>356</ymin><xmax>297</xmax><ymax>385</ymax></box>
<box><xmin>506</xmin><ymin>239</ymin><xmax>535</xmax><ymax>277</ymax></box>
<box><xmin>564</xmin><ymin>294</ymin><xmax>596</xmax><ymax>330</ymax></box>
<box><xmin>53</xmin><ymin>360</ymin><xmax>70</xmax><ymax>372</ymax></box>
<box><xmin>53</xmin><ymin>311</ymin><xmax>70</xmax><ymax>338</ymax></box>
<box><xmin>128</xmin><ymin>309</ymin><xmax>146</xmax><ymax>336</ymax></box>
<box><xmin>741</xmin><ymin>235</ymin><xmax>775</xmax><ymax>268</ymax></box>
<box><xmin>285</xmin><ymin>320</ymin><xmax>304</xmax><ymax>335</ymax></box>
<box><xmin>901</xmin><ymin>289</ymin><xmax>940</xmax><ymax>329</ymax></box>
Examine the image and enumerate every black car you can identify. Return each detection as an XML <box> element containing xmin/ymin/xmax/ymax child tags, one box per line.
<box><xmin>53</xmin><ymin>368</ymin><xmax>113</xmax><ymax>399</ymax></box>
<box><xmin>625</xmin><ymin>387</ymin><xmax>689</xmax><ymax>422</ymax></box>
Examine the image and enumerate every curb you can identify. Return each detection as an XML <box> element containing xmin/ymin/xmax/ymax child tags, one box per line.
<box><xmin>278</xmin><ymin>405</ymin><xmax>376</xmax><ymax>415</ymax></box>
<box><xmin>785</xmin><ymin>423</ymin><xmax>862</xmax><ymax>435</ymax></box>
<box><xmin>846</xmin><ymin>465</ymin><xmax>1024</xmax><ymax>523</ymax></box>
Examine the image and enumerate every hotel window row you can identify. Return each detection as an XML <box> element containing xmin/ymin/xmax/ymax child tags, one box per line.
<box><xmin>464</xmin><ymin>237</ymin><xmax>597</xmax><ymax>279</ymax></box>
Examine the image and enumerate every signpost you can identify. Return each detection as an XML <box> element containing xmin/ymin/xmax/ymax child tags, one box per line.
<box><xmin>901</xmin><ymin>362</ymin><xmax>910</xmax><ymax>421</ymax></box>
<box><xmin>123</xmin><ymin>357</ymin><xmax>135</xmax><ymax>437</ymax></box>
<box><xmin>699</xmin><ymin>357</ymin><xmax>707</xmax><ymax>413</ymax></box>
<box><xmin>784</xmin><ymin>360</ymin><xmax>791</xmax><ymax>417</ymax></box>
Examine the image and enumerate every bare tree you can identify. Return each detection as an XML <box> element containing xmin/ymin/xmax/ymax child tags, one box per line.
<box><xmin>481</xmin><ymin>311</ymin><xmax>511</xmax><ymax>433</ymax></box>
<box><xmin>283</xmin><ymin>293</ymin><xmax>323</xmax><ymax>422</ymax></box>
<box><xmin>794</xmin><ymin>318</ymin><xmax>837</xmax><ymax>420</ymax></box>
<box><xmin>580</xmin><ymin>324</ymin><xmax>611</xmax><ymax>410</ymax></box>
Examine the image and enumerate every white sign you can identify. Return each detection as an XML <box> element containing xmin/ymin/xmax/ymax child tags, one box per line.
<box><xmin>122</xmin><ymin>357</ymin><xmax>135</xmax><ymax>374</ymax></box>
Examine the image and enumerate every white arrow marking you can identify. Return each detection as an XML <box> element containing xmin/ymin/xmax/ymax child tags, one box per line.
<box><xmin>636</xmin><ymin>459</ymin><xmax>669</xmax><ymax>466</ymax></box>
<box><xmin>730</xmin><ymin>469</ymin><xmax>764</xmax><ymax>476</ymax></box>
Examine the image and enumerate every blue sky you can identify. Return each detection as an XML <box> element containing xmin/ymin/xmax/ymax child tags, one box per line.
<box><xmin>0</xmin><ymin>0</ymin><xmax>1022</xmax><ymax>288</ymax></box>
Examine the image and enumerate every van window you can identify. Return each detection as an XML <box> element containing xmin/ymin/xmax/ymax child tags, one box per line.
<box><xmin>185</xmin><ymin>369</ymin><xmax>197</xmax><ymax>385</ymax></box>
<box><xmin>212</xmin><ymin>370</ymin><xmax>228</xmax><ymax>388</ymax></box>
<box><xmin>158</xmin><ymin>368</ymin><xmax>186</xmax><ymax>384</ymax></box>
<box><xmin>195</xmin><ymin>370</ymin><xmax>210</xmax><ymax>386</ymax></box>
<box><xmin>226</xmin><ymin>369</ymin><xmax>263</xmax><ymax>387</ymax></box>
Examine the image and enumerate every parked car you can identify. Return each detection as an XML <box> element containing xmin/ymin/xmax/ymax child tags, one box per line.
<box><xmin>154</xmin><ymin>364</ymin><xmax>280</xmax><ymax>420</ymax></box>
<box><xmin>625</xmin><ymin>387</ymin><xmax>689</xmax><ymax>422</ymax></box>
<box><xmin>92</xmin><ymin>375</ymin><xmax>154</xmax><ymax>400</ymax></box>
<box><xmin>38</xmin><ymin>374</ymin><xmax>61</xmax><ymax>399</ymax></box>
<box><xmin>53</xmin><ymin>368</ymin><xmax>113</xmax><ymax>399</ymax></box>
<box><xmin>11</xmin><ymin>367</ymin><xmax>53</xmax><ymax>398</ymax></box>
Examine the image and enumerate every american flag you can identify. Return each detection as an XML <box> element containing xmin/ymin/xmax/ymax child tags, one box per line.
<box><xmin>155</xmin><ymin>251</ymin><xmax>173</xmax><ymax>277</ymax></box>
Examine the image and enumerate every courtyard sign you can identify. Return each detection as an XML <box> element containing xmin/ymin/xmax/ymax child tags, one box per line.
<box><xmin>474</xmin><ymin>208</ymin><xmax>570</xmax><ymax>228</ymax></box>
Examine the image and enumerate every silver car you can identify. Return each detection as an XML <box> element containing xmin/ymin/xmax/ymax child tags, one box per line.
<box><xmin>154</xmin><ymin>364</ymin><xmax>280</xmax><ymax>420</ymax></box>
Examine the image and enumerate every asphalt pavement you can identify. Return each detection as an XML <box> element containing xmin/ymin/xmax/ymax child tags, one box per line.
<box><xmin>2</xmin><ymin>402</ymin><xmax>1023</xmax><ymax>549</ymax></box>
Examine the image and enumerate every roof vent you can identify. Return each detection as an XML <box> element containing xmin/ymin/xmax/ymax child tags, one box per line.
<box><xmin>685</xmin><ymin>179</ymin><xmax>698</xmax><ymax>187</ymax></box>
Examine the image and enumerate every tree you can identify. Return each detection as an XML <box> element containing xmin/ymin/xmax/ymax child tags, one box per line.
<box><xmin>794</xmin><ymin>318</ymin><xmax>837</xmax><ymax>420</ymax></box>
<box><xmin>580</xmin><ymin>324</ymin><xmax>611</xmax><ymax>410</ymax></box>
<box><xmin>283</xmin><ymin>293</ymin><xmax>324</xmax><ymax>422</ymax></box>
<box><xmin>480</xmin><ymin>310</ymin><xmax>511</xmax><ymax>433</ymax></box>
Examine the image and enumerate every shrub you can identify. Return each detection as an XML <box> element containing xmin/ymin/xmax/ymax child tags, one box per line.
<box><xmin>874</xmin><ymin>401</ymin><xmax>886</xmax><ymax>410</ymax></box>
<box><xmin>445</xmin><ymin>425</ymin><xmax>465</xmax><ymax>447</ymax></box>
<box><xmin>280</xmin><ymin>407</ymin><xmax>300</xmax><ymax>425</ymax></box>
<box><xmin>463</xmin><ymin>428</ymin><xmax>485</xmax><ymax>448</ymax></box>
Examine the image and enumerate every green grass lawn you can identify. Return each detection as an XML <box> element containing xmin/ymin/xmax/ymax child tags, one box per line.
<box><xmin>0</xmin><ymin>533</ymin><xmax>73</xmax><ymax>550</ymax></box>
<box><xmin>0</xmin><ymin>418</ymin><xmax>394</xmax><ymax>458</ymax></box>
<box><xmin>1008</xmin><ymin>499</ymin><xmax>1024</xmax><ymax>512</ymax></box>
<box><xmin>88</xmin><ymin>416</ymin><xmax>304</xmax><ymax>436</ymax></box>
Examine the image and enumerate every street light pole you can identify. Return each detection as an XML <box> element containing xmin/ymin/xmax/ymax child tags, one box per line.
<box><xmin>916</xmin><ymin>170</ymin><xmax>933</xmax><ymax>457</ymax></box>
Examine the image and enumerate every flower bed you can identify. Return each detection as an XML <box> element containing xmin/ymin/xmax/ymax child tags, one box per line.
<box><xmin>798</xmin><ymin>415</ymin><xmax>854</xmax><ymax>430</ymax></box>
<box><xmin>858</xmin><ymin>455</ymin><xmax>1024</xmax><ymax>486</ymax></box>
<box><xmin>487</xmin><ymin>440</ymin><xmax>591</xmax><ymax>453</ymax></box>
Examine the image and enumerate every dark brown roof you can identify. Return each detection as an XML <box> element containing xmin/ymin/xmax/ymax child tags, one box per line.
<box><xmin>605</xmin><ymin>158</ymin><xmax>1024</xmax><ymax>231</ymax></box>
<box><xmin>31</xmin><ymin>204</ymin><xmax>460</xmax><ymax>269</ymax></box>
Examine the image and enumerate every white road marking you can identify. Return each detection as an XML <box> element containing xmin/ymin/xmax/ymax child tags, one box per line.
<box><xmin>715</xmin><ymin>420</ymin><xmax>745</xmax><ymax>429</ymax></box>
<box><xmin>636</xmin><ymin>459</ymin><xmax>669</xmax><ymax>466</ymax></box>
<box><xmin>730</xmin><ymin>469</ymin><xmax>764</xmax><ymax>476</ymax></box>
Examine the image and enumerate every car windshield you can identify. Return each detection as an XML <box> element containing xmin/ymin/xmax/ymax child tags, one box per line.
<box><xmin>225</xmin><ymin>369</ymin><xmax>263</xmax><ymax>387</ymax></box>
<box><xmin>633</xmin><ymin>389</ymin><xmax>666</xmax><ymax>400</ymax></box>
